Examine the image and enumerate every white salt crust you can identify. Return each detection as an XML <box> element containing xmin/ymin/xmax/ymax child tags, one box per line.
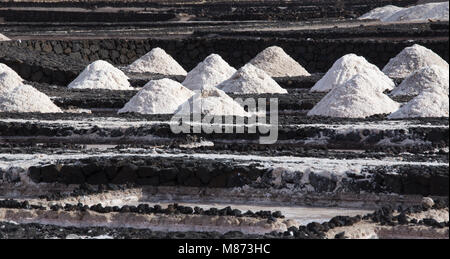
<box><xmin>359</xmin><ymin>2</ymin><xmax>449</xmax><ymax>22</ymax></box>
<box><xmin>118</xmin><ymin>78</ymin><xmax>193</xmax><ymax>115</ymax></box>
<box><xmin>217</xmin><ymin>63</ymin><xmax>288</xmax><ymax>94</ymax></box>
<box><xmin>249</xmin><ymin>46</ymin><xmax>310</xmax><ymax>77</ymax></box>
<box><xmin>125</xmin><ymin>47</ymin><xmax>187</xmax><ymax>75</ymax></box>
<box><xmin>0</xmin><ymin>63</ymin><xmax>24</xmax><ymax>93</ymax></box>
<box><xmin>175</xmin><ymin>88</ymin><xmax>248</xmax><ymax>117</ymax></box>
<box><xmin>308</xmin><ymin>74</ymin><xmax>400</xmax><ymax>118</ymax></box>
<box><xmin>0</xmin><ymin>84</ymin><xmax>62</xmax><ymax>113</ymax></box>
<box><xmin>182</xmin><ymin>54</ymin><xmax>236</xmax><ymax>91</ymax></box>
<box><xmin>390</xmin><ymin>65</ymin><xmax>449</xmax><ymax>97</ymax></box>
<box><xmin>68</xmin><ymin>60</ymin><xmax>132</xmax><ymax>90</ymax></box>
<box><xmin>310</xmin><ymin>54</ymin><xmax>395</xmax><ymax>93</ymax></box>
<box><xmin>388</xmin><ymin>88</ymin><xmax>449</xmax><ymax>119</ymax></box>
<box><xmin>382</xmin><ymin>44</ymin><xmax>449</xmax><ymax>78</ymax></box>
<box><xmin>0</xmin><ymin>33</ymin><xmax>10</xmax><ymax>41</ymax></box>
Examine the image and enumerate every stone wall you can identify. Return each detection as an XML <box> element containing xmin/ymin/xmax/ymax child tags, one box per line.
<box><xmin>1</xmin><ymin>36</ymin><xmax>448</xmax><ymax>85</ymax></box>
<box><xmin>16</xmin><ymin>37</ymin><xmax>450</xmax><ymax>72</ymax></box>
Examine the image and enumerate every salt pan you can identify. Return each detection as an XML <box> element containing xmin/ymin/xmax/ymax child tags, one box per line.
<box><xmin>310</xmin><ymin>54</ymin><xmax>395</xmax><ymax>93</ymax></box>
<box><xmin>390</xmin><ymin>65</ymin><xmax>449</xmax><ymax>97</ymax></box>
<box><xmin>388</xmin><ymin>88</ymin><xmax>449</xmax><ymax>119</ymax></box>
<box><xmin>382</xmin><ymin>44</ymin><xmax>449</xmax><ymax>78</ymax></box>
<box><xmin>217</xmin><ymin>64</ymin><xmax>288</xmax><ymax>94</ymax></box>
<box><xmin>182</xmin><ymin>54</ymin><xmax>236</xmax><ymax>91</ymax></box>
<box><xmin>308</xmin><ymin>74</ymin><xmax>400</xmax><ymax>118</ymax></box>
<box><xmin>125</xmin><ymin>47</ymin><xmax>187</xmax><ymax>76</ymax></box>
<box><xmin>118</xmin><ymin>78</ymin><xmax>193</xmax><ymax>114</ymax></box>
<box><xmin>68</xmin><ymin>60</ymin><xmax>132</xmax><ymax>90</ymax></box>
<box><xmin>175</xmin><ymin>88</ymin><xmax>248</xmax><ymax>117</ymax></box>
<box><xmin>249</xmin><ymin>46</ymin><xmax>310</xmax><ymax>77</ymax></box>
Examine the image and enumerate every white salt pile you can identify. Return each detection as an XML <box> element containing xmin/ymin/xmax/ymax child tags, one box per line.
<box><xmin>390</xmin><ymin>65</ymin><xmax>449</xmax><ymax>97</ymax></box>
<box><xmin>125</xmin><ymin>47</ymin><xmax>187</xmax><ymax>76</ymax></box>
<box><xmin>310</xmin><ymin>54</ymin><xmax>395</xmax><ymax>93</ymax></box>
<box><xmin>383</xmin><ymin>2</ymin><xmax>449</xmax><ymax>22</ymax></box>
<box><xmin>248</xmin><ymin>46</ymin><xmax>310</xmax><ymax>77</ymax></box>
<box><xmin>0</xmin><ymin>63</ymin><xmax>24</xmax><ymax>92</ymax></box>
<box><xmin>182</xmin><ymin>54</ymin><xmax>236</xmax><ymax>91</ymax></box>
<box><xmin>359</xmin><ymin>2</ymin><xmax>449</xmax><ymax>22</ymax></box>
<box><xmin>382</xmin><ymin>44</ymin><xmax>449</xmax><ymax>78</ymax></box>
<box><xmin>388</xmin><ymin>88</ymin><xmax>449</xmax><ymax>119</ymax></box>
<box><xmin>217</xmin><ymin>64</ymin><xmax>288</xmax><ymax>94</ymax></box>
<box><xmin>308</xmin><ymin>74</ymin><xmax>400</xmax><ymax>118</ymax></box>
<box><xmin>0</xmin><ymin>63</ymin><xmax>61</xmax><ymax>113</ymax></box>
<box><xmin>68</xmin><ymin>60</ymin><xmax>132</xmax><ymax>90</ymax></box>
<box><xmin>175</xmin><ymin>88</ymin><xmax>248</xmax><ymax>117</ymax></box>
<box><xmin>0</xmin><ymin>84</ymin><xmax>62</xmax><ymax>113</ymax></box>
<box><xmin>359</xmin><ymin>5</ymin><xmax>405</xmax><ymax>21</ymax></box>
<box><xmin>118</xmin><ymin>78</ymin><xmax>193</xmax><ymax>114</ymax></box>
<box><xmin>0</xmin><ymin>33</ymin><xmax>11</xmax><ymax>41</ymax></box>
<box><xmin>0</xmin><ymin>70</ymin><xmax>62</xmax><ymax>113</ymax></box>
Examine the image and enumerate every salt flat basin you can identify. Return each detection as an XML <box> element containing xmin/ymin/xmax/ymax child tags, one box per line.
<box><xmin>82</xmin><ymin>199</ymin><xmax>372</xmax><ymax>226</ymax></box>
<box><xmin>149</xmin><ymin>202</ymin><xmax>372</xmax><ymax>225</ymax></box>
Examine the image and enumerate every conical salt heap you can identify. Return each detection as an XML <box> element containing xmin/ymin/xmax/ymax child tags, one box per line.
<box><xmin>175</xmin><ymin>88</ymin><xmax>248</xmax><ymax>117</ymax></box>
<box><xmin>0</xmin><ymin>63</ymin><xmax>24</xmax><ymax>92</ymax></box>
<box><xmin>68</xmin><ymin>60</ymin><xmax>132</xmax><ymax>90</ymax></box>
<box><xmin>0</xmin><ymin>85</ymin><xmax>63</xmax><ymax>113</ymax></box>
<box><xmin>388</xmin><ymin>88</ymin><xmax>449</xmax><ymax>119</ymax></box>
<box><xmin>308</xmin><ymin>74</ymin><xmax>400</xmax><ymax>118</ymax></box>
<box><xmin>249</xmin><ymin>46</ymin><xmax>310</xmax><ymax>77</ymax></box>
<box><xmin>0</xmin><ymin>64</ymin><xmax>62</xmax><ymax>113</ymax></box>
<box><xmin>382</xmin><ymin>44</ymin><xmax>449</xmax><ymax>79</ymax></box>
<box><xmin>359</xmin><ymin>5</ymin><xmax>405</xmax><ymax>21</ymax></box>
<box><xmin>218</xmin><ymin>64</ymin><xmax>288</xmax><ymax>94</ymax></box>
<box><xmin>118</xmin><ymin>78</ymin><xmax>193</xmax><ymax>114</ymax></box>
<box><xmin>390</xmin><ymin>65</ymin><xmax>449</xmax><ymax>97</ymax></box>
<box><xmin>310</xmin><ymin>54</ymin><xmax>395</xmax><ymax>93</ymax></box>
<box><xmin>182</xmin><ymin>54</ymin><xmax>236</xmax><ymax>91</ymax></box>
<box><xmin>0</xmin><ymin>33</ymin><xmax>11</xmax><ymax>41</ymax></box>
<box><xmin>383</xmin><ymin>2</ymin><xmax>449</xmax><ymax>22</ymax></box>
<box><xmin>126</xmin><ymin>47</ymin><xmax>187</xmax><ymax>76</ymax></box>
